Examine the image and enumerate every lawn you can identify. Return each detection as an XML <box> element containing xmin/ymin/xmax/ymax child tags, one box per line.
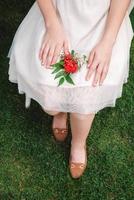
<box><xmin>0</xmin><ymin>1</ymin><xmax>134</xmax><ymax>199</ymax></box>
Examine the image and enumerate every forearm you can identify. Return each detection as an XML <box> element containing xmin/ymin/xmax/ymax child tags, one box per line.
<box><xmin>102</xmin><ymin>0</ymin><xmax>131</xmax><ymax>46</ymax></box>
<box><xmin>36</xmin><ymin>0</ymin><xmax>60</xmax><ymax>28</ymax></box>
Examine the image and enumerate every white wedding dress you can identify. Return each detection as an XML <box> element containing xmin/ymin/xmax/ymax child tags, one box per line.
<box><xmin>7</xmin><ymin>0</ymin><xmax>134</xmax><ymax>114</ymax></box>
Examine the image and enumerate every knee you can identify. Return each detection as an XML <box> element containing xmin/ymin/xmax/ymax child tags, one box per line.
<box><xmin>43</xmin><ymin>109</ymin><xmax>60</xmax><ymax>116</ymax></box>
<box><xmin>70</xmin><ymin>112</ymin><xmax>95</xmax><ymax>120</ymax></box>
<box><xmin>41</xmin><ymin>106</ymin><xmax>60</xmax><ymax>116</ymax></box>
<box><xmin>70</xmin><ymin>112</ymin><xmax>89</xmax><ymax>120</ymax></box>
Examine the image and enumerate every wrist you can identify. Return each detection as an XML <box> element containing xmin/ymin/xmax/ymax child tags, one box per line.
<box><xmin>45</xmin><ymin>18</ymin><xmax>61</xmax><ymax>29</ymax></box>
<box><xmin>101</xmin><ymin>33</ymin><xmax>117</xmax><ymax>48</ymax></box>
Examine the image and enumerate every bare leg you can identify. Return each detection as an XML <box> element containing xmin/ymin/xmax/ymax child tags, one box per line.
<box><xmin>42</xmin><ymin>107</ymin><xmax>68</xmax><ymax>129</ymax></box>
<box><xmin>43</xmin><ymin>109</ymin><xmax>60</xmax><ymax>116</ymax></box>
<box><xmin>70</xmin><ymin>112</ymin><xmax>95</xmax><ymax>163</ymax></box>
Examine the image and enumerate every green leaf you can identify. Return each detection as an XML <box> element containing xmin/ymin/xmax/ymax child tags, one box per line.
<box><xmin>50</xmin><ymin>63</ymin><xmax>59</xmax><ymax>68</ymax></box>
<box><xmin>51</xmin><ymin>62</ymin><xmax>63</xmax><ymax>68</ymax></box>
<box><xmin>54</xmin><ymin>70</ymin><xmax>66</xmax><ymax>79</ymax></box>
<box><xmin>59</xmin><ymin>60</ymin><xmax>64</xmax><ymax>65</ymax></box>
<box><xmin>65</xmin><ymin>74</ymin><xmax>75</xmax><ymax>85</ymax></box>
<box><xmin>58</xmin><ymin>77</ymin><xmax>65</xmax><ymax>86</ymax></box>
<box><xmin>51</xmin><ymin>65</ymin><xmax>63</xmax><ymax>74</ymax></box>
<box><xmin>71</xmin><ymin>50</ymin><xmax>75</xmax><ymax>56</ymax></box>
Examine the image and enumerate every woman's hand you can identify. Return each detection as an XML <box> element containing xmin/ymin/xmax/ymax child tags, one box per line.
<box><xmin>85</xmin><ymin>0</ymin><xmax>131</xmax><ymax>86</ymax></box>
<box><xmin>39</xmin><ymin>23</ymin><xmax>70</xmax><ymax>68</ymax></box>
<box><xmin>85</xmin><ymin>40</ymin><xmax>114</xmax><ymax>86</ymax></box>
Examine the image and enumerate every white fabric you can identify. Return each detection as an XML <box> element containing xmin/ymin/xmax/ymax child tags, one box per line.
<box><xmin>7</xmin><ymin>0</ymin><xmax>134</xmax><ymax>114</ymax></box>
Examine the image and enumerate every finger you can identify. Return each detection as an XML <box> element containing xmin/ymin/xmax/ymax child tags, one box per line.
<box><xmin>46</xmin><ymin>45</ymin><xmax>55</xmax><ymax>67</ymax></box>
<box><xmin>85</xmin><ymin>57</ymin><xmax>99</xmax><ymax>81</ymax></box>
<box><xmin>39</xmin><ymin>41</ymin><xmax>46</xmax><ymax>61</ymax></box>
<box><xmin>63</xmin><ymin>40</ymin><xmax>69</xmax><ymax>55</ymax></box>
<box><xmin>42</xmin><ymin>43</ymin><xmax>50</xmax><ymax>67</ymax></box>
<box><xmin>87</xmin><ymin>50</ymin><xmax>95</xmax><ymax>67</ymax></box>
<box><xmin>39</xmin><ymin>34</ymin><xmax>47</xmax><ymax>60</ymax></box>
<box><xmin>51</xmin><ymin>43</ymin><xmax>63</xmax><ymax>65</ymax></box>
<box><xmin>99</xmin><ymin>64</ymin><xmax>109</xmax><ymax>85</ymax></box>
<box><xmin>92</xmin><ymin>64</ymin><xmax>103</xmax><ymax>87</ymax></box>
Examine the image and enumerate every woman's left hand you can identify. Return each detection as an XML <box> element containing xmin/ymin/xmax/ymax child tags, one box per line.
<box><xmin>85</xmin><ymin>39</ymin><xmax>114</xmax><ymax>86</ymax></box>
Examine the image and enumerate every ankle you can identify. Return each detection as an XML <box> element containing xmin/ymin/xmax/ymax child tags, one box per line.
<box><xmin>71</xmin><ymin>140</ymin><xmax>86</xmax><ymax>149</ymax></box>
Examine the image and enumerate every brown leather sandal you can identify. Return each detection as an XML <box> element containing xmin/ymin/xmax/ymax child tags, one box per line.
<box><xmin>52</xmin><ymin>114</ymin><xmax>68</xmax><ymax>142</ymax></box>
<box><xmin>69</xmin><ymin>144</ymin><xmax>87</xmax><ymax>179</ymax></box>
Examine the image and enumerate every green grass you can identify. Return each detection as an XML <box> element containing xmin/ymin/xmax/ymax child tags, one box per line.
<box><xmin>0</xmin><ymin>1</ymin><xmax>134</xmax><ymax>199</ymax></box>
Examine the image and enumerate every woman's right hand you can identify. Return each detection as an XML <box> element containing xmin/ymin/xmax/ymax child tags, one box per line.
<box><xmin>39</xmin><ymin>22</ymin><xmax>70</xmax><ymax>68</ymax></box>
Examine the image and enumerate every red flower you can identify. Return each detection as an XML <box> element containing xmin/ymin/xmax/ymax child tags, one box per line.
<box><xmin>64</xmin><ymin>53</ymin><xmax>78</xmax><ymax>73</ymax></box>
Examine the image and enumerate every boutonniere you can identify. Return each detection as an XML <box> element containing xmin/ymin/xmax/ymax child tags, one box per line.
<box><xmin>50</xmin><ymin>50</ymin><xmax>88</xmax><ymax>86</ymax></box>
